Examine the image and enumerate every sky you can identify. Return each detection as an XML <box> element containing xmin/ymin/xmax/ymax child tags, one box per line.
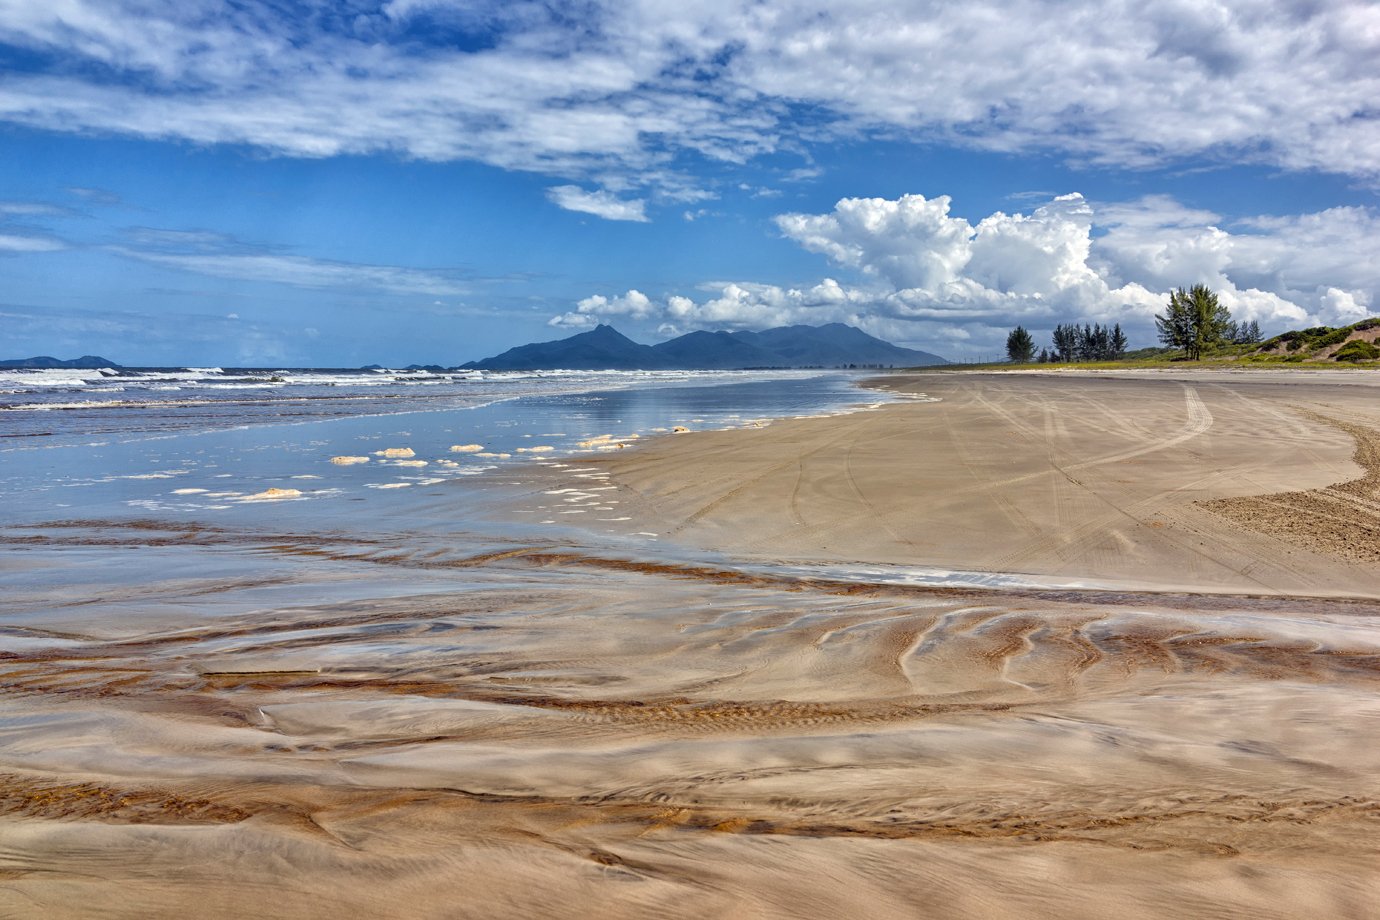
<box><xmin>1</xmin><ymin>0</ymin><xmax>1378</xmax><ymax>366</ymax></box>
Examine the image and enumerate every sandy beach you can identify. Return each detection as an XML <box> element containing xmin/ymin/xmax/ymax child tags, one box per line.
<box><xmin>592</xmin><ymin>368</ymin><xmax>1380</xmax><ymax>595</ymax></box>
<box><xmin>2</xmin><ymin>368</ymin><xmax>1378</xmax><ymax>919</ymax></box>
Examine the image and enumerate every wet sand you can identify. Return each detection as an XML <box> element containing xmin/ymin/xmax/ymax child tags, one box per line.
<box><xmin>2</xmin><ymin>369</ymin><xmax>1379</xmax><ymax>919</ymax></box>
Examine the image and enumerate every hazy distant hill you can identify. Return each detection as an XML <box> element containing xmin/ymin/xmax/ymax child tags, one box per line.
<box><xmin>0</xmin><ymin>355</ymin><xmax>119</xmax><ymax>369</ymax></box>
<box><xmin>732</xmin><ymin>323</ymin><xmax>946</xmax><ymax>367</ymax></box>
<box><xmin>463</xmin><ymin>325</ymin><xmax>663</xmax><ymax>371</ymax></box>
<box><xmin>462</xmin><ymin>323</ymin><xmax>947</xmax><ymax>370</ymax></box>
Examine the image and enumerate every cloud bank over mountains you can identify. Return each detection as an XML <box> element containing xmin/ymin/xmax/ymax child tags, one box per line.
<box><xmin>2</xmin><ymin>0</ymin><xmax>1378</xmax><ymax>210</ymax></box>
<box><xmin>552</xmin><ymin>192</ymin><xmax>1378</xmax><ymax>348</ymax></box>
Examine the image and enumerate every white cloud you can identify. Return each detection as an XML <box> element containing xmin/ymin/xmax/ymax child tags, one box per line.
<box><xmin>0</xmin><ymin>0</ymin><xmax>1376</xmax><ymax>206</ymax></box>
<box><xmin>0</xmin><ymin>233</ymin><xmax>65</xmax><ymax>252</ymax></box>
<box><xmin>552</xmin><ymin>190</ymin><xmax>1380</xmax><ymax>355</ymax></box>
<box><xmin>104</xmin><ymin>229</ymin><xmax>469</xmax><ymax>296</ymax></box>
<box><xmin>1092</xmin><ymin>198</ymin><xmax>1380</xmax><ymax>325</ymax></box>
<box><xmin>549</xmin><ymin>289</ymin><xmax>657</xmax><ymax>327</ymax></box>
<box><xmin>116</xmin><ymin>248</ymin><xmax>468</xmax><ymax>296</ymax></box>
<box><xmin>545</xmin><ymin>186</ymin><xmax>648</xmax><ymax>222</ymax></box>
<box><xmin>776</xmin><ymin>194</ymin><xmax>973</xmax><ymax>290</ymax></box>
<box><xmin>549</xmin><ymin>278</ymin><xmax>870</xmax><ymax>332</ymax></box>
<box><xmin>0</xmin><ymin>201</ymin><xmax>74</xmax><ymax>218</ymax></box>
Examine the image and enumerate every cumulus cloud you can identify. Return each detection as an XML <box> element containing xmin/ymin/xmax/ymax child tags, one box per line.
<box><xmin>549</xmin><ymin>289</ymin><xmax>658</xmax><ymax>327</ymax></box>
<box><xmin>1093</xmin><ymin>198</ymin><xmax>1380</xmax><ymax>326</ymax></box>
<box><xmin>552</xmin><ymin>191</ymin><xmax>1380</xmax><ymax>355</ymax></box>
<box><xmin>0</xmin><ymin>0</ymin><xmax>1376</xmax><ymax>209</ymax></box>
<box><xmin>546</xmin><ymin>186</ymin><xmax>648</xmax><ymax>222</ymax></box>
<box><xmin>550</xmin><ymin>278</ymin><xmax>871</xmax><ymax>332</ymax></box>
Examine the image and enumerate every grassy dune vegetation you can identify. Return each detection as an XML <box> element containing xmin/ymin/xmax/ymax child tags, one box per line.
<box><xmin>963</xmin><ymin>316</ymin><xmax>1380</xmax><ymax>371</ymax></box>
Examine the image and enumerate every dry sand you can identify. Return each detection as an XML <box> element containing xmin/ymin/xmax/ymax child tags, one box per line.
<box><xmin>1</xmin><ymin>369</ymin><xmax>1378</xmax><ymax>919</ymax></box>
<box><xmin>592</xmin><ymin>368</ymin><xmax>1380</xmax><ymax>597</ymax></box>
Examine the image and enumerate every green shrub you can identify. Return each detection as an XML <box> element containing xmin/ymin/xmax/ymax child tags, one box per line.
<box><xmin>1316</xmin><ymin>327</ymin><xmax>1354</xmax><ymax>348</ymax></box>
<box><xmin>1334</xmin><ymin>339</ymin><xmax>1379</xmax><ymax>362</ymax></box>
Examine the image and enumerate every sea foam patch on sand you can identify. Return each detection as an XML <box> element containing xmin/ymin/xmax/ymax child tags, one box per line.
<box><xmin>236</xmin><ymin>487</ymin><xmax>304</xmax><ymax>502</ymax></box>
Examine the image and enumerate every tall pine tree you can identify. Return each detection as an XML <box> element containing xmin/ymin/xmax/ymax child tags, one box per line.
<box><xmin>1157</xmin><ymin>285</ymin><xmax>1230</xmax><ymax>360</ymax></box>
<box><xmin>1005</xmin><ymin>326</ymin><xmax>1036</xmax><ymax>363</ymax></box>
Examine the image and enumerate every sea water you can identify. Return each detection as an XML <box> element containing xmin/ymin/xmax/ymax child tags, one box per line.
<box><xmin>1</xmin><ymin>368</ymin><xmax>897</xmax><ymax>635</ymax></box>
<box><xmin>1</xmin><ymin>368</ymin><xmax>885</xmax><ymax>526</ymax></box>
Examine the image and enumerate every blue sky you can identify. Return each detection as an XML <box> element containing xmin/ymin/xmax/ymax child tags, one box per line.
<box><xmin>1</xmin><ymin>1</ymin><xmax>1378</xmax><ymax>365</ymax></box>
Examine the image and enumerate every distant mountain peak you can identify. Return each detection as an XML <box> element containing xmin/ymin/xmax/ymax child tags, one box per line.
<box><xmin>582</xmin><ymin>324</ymin><xmax>632</xmax><ymax>339</ymax></box>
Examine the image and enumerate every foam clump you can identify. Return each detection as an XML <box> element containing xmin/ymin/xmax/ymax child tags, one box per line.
<box><xmin>672</xmin><ymin>426</ymin><xmax>691</xmax><ymax>433</ymax></box>
<box><xmin>476</xmin><ymin>452</ymin><xmax>512</xmax><ymax>459</ymax></box>
<box><xmin>576</xmin><ymin>434</ymin><xmax>634</xmax><ymax>451</ymax></box>
<box><xmin>240</xmin><ymin>487</ymin><xmax>303</xmax><ymax>502</ymax></box>
<box><xmin>331</xmin><ymin>456</ymin><xmax>371</xmax><ymax>465</ymax></box>
<box><xmin>449</xmin><ymin>444</ymin><xmax>483</xmax><ymax>453</ymax></box>
<box><xmin>516</xmin><ymin>445</ymin><xmax>555</xmax><ymax>453</ymax></box>
<box><xmin>392</xmin><ymin>459</ymin><xmax>429</xmax><ymax>467</ymax></box>
<box><xmin>374</xmin><ymin>447</ymin><xmax>415</xmax><ymax>458</ymax></box>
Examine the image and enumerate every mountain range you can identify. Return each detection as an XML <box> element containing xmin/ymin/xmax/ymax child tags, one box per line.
<box><xmin>0</xmin><ymin>355</ymin><xmax>119</xmax><ymax>369</ymax></box>
<box><xmin>461</xmin><ymin>323</ymin><xmax>947</xmax><ymax>371</ymax></box>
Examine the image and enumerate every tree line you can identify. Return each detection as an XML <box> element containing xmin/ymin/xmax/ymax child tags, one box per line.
<box><xmin>1005</xmin><ymin>322</ymin><xmax>1128</xmax><ymax>364</ymax></box>
<box><xmin>1004</xmin><ymin>285</ymin><xmax>1263</xmax><ymax>364</ymax></box>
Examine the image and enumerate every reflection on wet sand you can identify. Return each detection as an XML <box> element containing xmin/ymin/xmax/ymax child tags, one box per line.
<box><xmin>2</xmin><ymin>370</ymin><xmax>1379</xmax><ymax>918</ymax></box>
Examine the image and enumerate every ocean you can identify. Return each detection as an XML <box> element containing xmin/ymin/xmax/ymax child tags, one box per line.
<box><xmin>1</xmin><ymin>365</ymin><xmax>885</xmax><ymax>526</ymax></box>
<box><xmin>2</xmin><ymin>365</ymin><xmax>902</xmax><ymax>635</ymax></box>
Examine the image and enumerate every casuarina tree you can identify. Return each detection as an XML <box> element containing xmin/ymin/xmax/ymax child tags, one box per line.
<box><xmin>1006</xmin><ymin>326</ymin><xmax>1036</xmax><ymax>363</ymax></box>
<box><xmin>1156</xmin><ymin>285</ymin><xmax>1231</xmax><ymax>360</ymax></box>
